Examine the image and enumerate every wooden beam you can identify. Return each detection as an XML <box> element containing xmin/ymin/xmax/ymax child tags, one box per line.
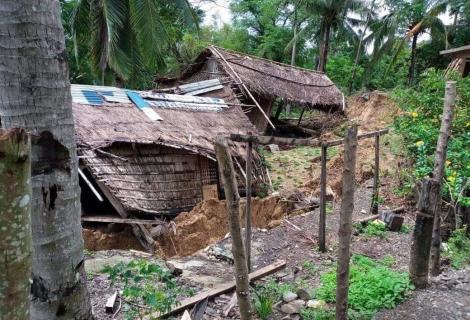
<box><xmin>149</xmin><ymin>260</ymin><xmax>286</xmax><ymax>319</ymax></box>
<box><xmin>370</xmin><ymin>135</ymin><xmax>380</xmax><ymax>215</ymax></box>
<box><xmin>78</xmin><ymin>167</ymin><xmax>104</xmax><ymax>202</ymax></box>
<box><xmin>211</xmin><ymin>45</ymin><xmax>276</xmax><ymax>130</ymax></box>
<box><xmin>81</xmin><ymin>215</ymin><xmax>164</xmax><ymax>225</ymax></box>
<box><xmin>229</xmin><ymin>129</ymin><xmax>389</xmax><ymax>147</ymax></box>
<box><xmin>245</xmin><ymin>140</ymin><xmax>253</xmax><ymax>272</ymax></box>
<box><xmin>318</xmin><ymin>143</ymin><xmax>327</xmax><ymax>253</ymax></box>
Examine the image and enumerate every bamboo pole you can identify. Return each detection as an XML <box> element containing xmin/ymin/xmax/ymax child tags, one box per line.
<box><xmin>214</xmin><ymin>135</ymin><xmax>252</xmax><ymax>320</ymax></box>
<box><xmin>0</xmin><ymin>128</ymin><xmax>32</xmax><ymax>320</ymax></box>
<box><xmin>336</xmin><ymin>125</ymin><xmax>358</xmax><ymax>320</ymax></box>
<box><xmin>319</xmin><ymin>143</ymin><xmax>328</xmax><ymax>252</ymax></box>
<box><xmin>370</xmin><ymin>134</ymin><xmax>380</xmax><ymax>215</ymax></box>
<box><xmin>245</xmin><ymin>140</ymin><xmax>253</xmax><ymax>272</ymax></box>
<box><xmin>430</xmin><ymin>81</ymin><xmax>457</xmax><ymax>276</ymax></box>
<box><xmin>211</xmin><ymin>45</ymin><xmax>276</xmax><ymax>130</ymax></box>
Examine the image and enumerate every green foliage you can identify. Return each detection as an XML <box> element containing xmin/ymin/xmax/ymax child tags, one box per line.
<box><xmin>443</xmin><ymin>228</ymin><xmax>470</xmax><ymax>269</ymax></box>
<box><xmin>255</xmin><ymin>278</ymin><xmax>297</xmax><ymax>302</ymax></box>
<box><xmin>102</xmin><ymin>260</ymin><xmax>192</xmax><ymax>319</ymax></box>
<box><xmin>253</xmin><ymin>291</ymin><xmax>273</xmax><ymax>320</ymax></box>
<box><xmin>399</xmin><ymin>224</ymin><xmax>411</xmax><ymax>234</ymax></box>
<box><xmin>355</xmin><ymin>220</ymin><xmax>388</xmax><ymax>239</ymax></box>
<box><xmin>300</xmin><ymin>308</ymin><xmax>335</xmax><ymax>320</ymax></box>
<box><xmin>326</xmin><ymin>54</ymin><xmax>363</xmax><ymax>92</ymax></box>
<box><xmin>303</xmin><ymin>260</ymin><xmax>319</xmax><ymax>276</ymax></box>
<box><xmin>393</xmin><ymin>69</ymin><xmax>470</xmax><ymax>207</ymax></box>
<box><xmin>316</xmin><ymin>255</ymin><xmax>414</xmax><ymax>319</ymax></box>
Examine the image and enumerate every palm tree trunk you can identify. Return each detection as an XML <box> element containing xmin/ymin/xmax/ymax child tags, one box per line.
<box><xmin>291</xmin><ymin>10</ymin><xmax>298</xmax><ymax>66</ymax></box>
<box><xmin>317</xmin><ymin>24</ymin><xmax>331</xmax><ymax>73</ymax></box>
<box><xmin>0</xmin><ymin>1</ymin><xmax>93</xmax><ymax>319</ymax></box>
<box><xmin>349</xmin><ymin>0</ymin><xmax>376</xmax><ymax>94</ymax></box>
<box><xmin>407</xmin><ymin>34</ymin><xmax>418</xmax><ymax>86</ymax></box>
<box><xmin>0</xmin><ymin>129</ymin><xmax>32</xmax><ymax>320</ymax></box>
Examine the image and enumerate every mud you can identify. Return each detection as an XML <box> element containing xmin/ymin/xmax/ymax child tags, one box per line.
<box><xmin>83</xmin><ymin>227</ymin><xmax>143</xmax><ymax>251</ymax></box>
<box><xmin>156</xmin><ymin>195</ymin><xmax>288</xmax><ymax>258</ymax></box>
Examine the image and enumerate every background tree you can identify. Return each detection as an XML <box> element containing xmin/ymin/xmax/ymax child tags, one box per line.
<box><xmin>70</xmin><ymin>0</ymin><xmax>198</xmax><ymax>87</ymax></box>
<box><xmin>0</xmin><ymin>1</ymin><xmax>93</xmax><ymax>318</ymax></box>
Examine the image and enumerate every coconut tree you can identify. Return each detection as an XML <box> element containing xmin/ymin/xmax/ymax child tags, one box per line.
<box><xmin>371</xmin><ymin>0</ymin><xmax>448</xmax><ymax>86</ymax></box>
<box><xmin>0</xmin><ymin>1</ymin><xmax>93</xmax><ymax>318</ymax></box>
<box><xmin>301</xmin><ymin>0</ymin><xmax>365</xmax><ymax>72</ymax></box>
<box><xmin>71</xmin><ymin>0</ymin><xmax>198</xmax><ymax>86</ymax></box>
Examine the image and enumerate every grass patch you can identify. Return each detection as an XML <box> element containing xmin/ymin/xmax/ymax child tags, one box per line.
<box><xmin>315</xmin><ymin>255</ymin><xmax>414</xmax><ymax>319</ymax></box>
<box><xmin>102</xmin><ymin>260</ymin><xmax>194</xmax><ymax>319</ymax></box>
<box><xmin>443</xmin><ymin>228</ymin><xmax>470</xmax><ymax>269</ymax></box>
<box><xmin>300</xmin><ymin>308</ymin><xmax>335</xmax><ymax>320</ymax></box>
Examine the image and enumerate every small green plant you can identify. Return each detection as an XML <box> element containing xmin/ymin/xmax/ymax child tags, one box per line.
<box><xmin>303</xmin><ymin>261</ymin><xmax>318</xmax><ymax>276</ymax></box>
<box><xmin>325</xmin><ymin>203</ymin><xmax>334</xmax><ymax>215</ymax></box>
<box><xmin>399</xmin><ymin>224</ymin><xmax>411</xmax><ymax>234</ymax></box>
<box><xmin>102</xmin><ymin>260</ymin><xmax>193</xmax><ymax>319</ymax></box>
<box><xmin>300</xmin><ymin>308</ymin><xmax>335</xmax><ymax>320</ymax></box>
<box><xmin>253</xmin><ymin>291</ymin><xmax>273</xmax><ymax>320</ymax></box>
<box><xmin>355</xmin><ymin>220</ymin><xmax>388</xmax><ymax>239</ymax></box>
<box><xmin>443</xmin><ymin>228</ymin><xmax>470</xmax><ymax>269</ymax></box>
<box><xmin>315</xmin><ymin>255</ymin><xmax>414</xmax><ymax>319</ymax></box>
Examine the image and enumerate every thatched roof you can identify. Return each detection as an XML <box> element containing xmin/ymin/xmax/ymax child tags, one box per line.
<box><xmin>164</xmin><ymin>46</ymin><xmax>343</xmax><ymax>111</ymax></box>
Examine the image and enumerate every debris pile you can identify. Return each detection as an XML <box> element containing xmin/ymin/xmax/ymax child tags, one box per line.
<box><xmin>156</xmin><ymin>196</ymin><xmax>288</xmax><ymax>257</ymax></box>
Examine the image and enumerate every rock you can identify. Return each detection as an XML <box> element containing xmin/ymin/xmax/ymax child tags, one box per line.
<box><xmin>281</xmin><ymin>300</ymin><xmax>305</xmax><ymax>314</ymax></box>
<box><xmin>268</xmin><ymin>219</ymin><xmax>283</xmax><ymax>229</ymax></box>
<box><xmin>283</xmin><ymin>291</ymin><xmax>298</xmax><ymax>303</ymax></box>
<box><xmin>360</xmin><ymin>209</ymin><xmax>367</xmax><ymax>214</ymax></box>
<box><xmin>307</xmin><ymin>299</ymin><xmax>326</xmax><ymax>309</ymax></box>
<box><xmin>296</xmin><ymin>288</ymin><xmax>311</xmax><ymax>301</ymax></box>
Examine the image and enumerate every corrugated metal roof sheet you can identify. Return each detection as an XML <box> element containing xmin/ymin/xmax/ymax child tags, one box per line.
<box><xmin>71</xmin><ymin>84</ymin><xmax>131</xmax><ymax>105</ymax></box>
<box><xmin>141</xmin><ymin>92</ymin><xmax>228</xmax><ymax>112</ymax></box>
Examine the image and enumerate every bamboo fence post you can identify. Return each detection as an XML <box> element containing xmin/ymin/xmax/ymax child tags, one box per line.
<box><xmin>370</xmin><ymin>134</ymin><xmax>380</xmax><ymax>215</ymax></box>
<box><xmin>245</xmin><ymin>140</ymin><xmax>253</xmax><ymax>272</ymax></box>
<box><xmin>0</xmin><ymin>128</ymin><xmax>32</xmax><ymax>320</ymax></box>
<box><xmin>430</xmin><ymin>81</ymin><xmax>456</xmax><ymax>276</ymax></box>
<box><xmin>336</xmin><ymin>125</ymin><xmax>358</xmax><ymax>320</ymax></box>
<box><xmin>214</xmin><ymin>135</ymin><xmax>252</xmax><ymax>320</ymax></box>
<box><xmin>319</xmin><ymin>143</ymin><xmax>328</xmax><ymax>252</ymax></box>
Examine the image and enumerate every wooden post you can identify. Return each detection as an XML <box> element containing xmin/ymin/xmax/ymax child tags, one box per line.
<box><xmin>319</xmin><ymin>143</ymin><xmax>328</xmax><ymax>252</ymax></box>
<box><xmin>409</xmin><ymin>178</ymin><xmax>440</xmax><ymax>287</ymax></box>
<box><xmin>430</xmin><ymin>81</ymin><xmax>456</xmax><ymax>276</ymax></box>
<box><xmin>245</xmin><ymin>140</ymin><xmax>253</xmax><ymax>272</ymax></box>
<box><xmin>336</xmin><ymin>125</ymin><xmax>358</xmax><ymax>320</ymax></box>
<box><xmin>0</xmin><ymin>129</ymin><xmax>32</xmax><ymax>320</ymax></box>
<box><xmin>214</xmin><ymin>135</ymin><xmax>252</xmax><ymax>320</ymax></box>
<box><xmin>297</xmin><ymin>108</ymin><xmax>305</xmax><ymax>126</ymax></box>
<box><xmin>370</xmin><ymin>134</ymin><xmax>380</xmax><ymax>215</ymax></box>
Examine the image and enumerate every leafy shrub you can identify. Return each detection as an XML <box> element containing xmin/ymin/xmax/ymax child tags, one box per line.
<box><xmin>102</xmin><ymin>260</ymin><xmax>192</xmax><ymax>319</ymax></box>
<box><xmin>315</xmin><ymin>255</ymin><xmax>414</xmax><ymax>319</ymax></box>
<box><xmin>300</xmin><ymin>308</ymin><xmax>335</xmax><ymax>320</ymax></box>
<box><xmin>393</xmin><ymin>69</ymin><xmax>470</xmax><ymax>207</ymax></box>
<box><xmin>443</xmin><ymin>228</ymin><xmax>470</xmax><ymax>269</ymax></box>
<box><xmin>355</xmin><ymin>220</ymin><xmax>388</xmax><ymax>239</ymax></box>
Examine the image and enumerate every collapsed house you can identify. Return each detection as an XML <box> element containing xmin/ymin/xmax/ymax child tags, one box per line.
<box><xmin>441</xmin><ymin>44</ymin><xmax>470</xmax><ymax>77</ymax></box>
<box><xmin>71</xmin><ymin>84</ymin><xmax>265</xmax><ymax>250</ymax></box>
<box><xmin>157</xmin><ymin>46</ymin><xmax>344</xmax><ymax>133</ymax></box>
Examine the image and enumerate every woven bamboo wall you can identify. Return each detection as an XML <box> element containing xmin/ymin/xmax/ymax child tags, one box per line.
<box><xmin>82</xmin><ymin>143</ymin><xmax>218</xmax><ymax>216</ymax></box>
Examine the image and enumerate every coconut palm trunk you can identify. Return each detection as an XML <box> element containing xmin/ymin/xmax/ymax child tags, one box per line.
<box><xmin>0</xmin><ymin>1</ymin><xmax>93</xmax><ymax>319</ymax></box>
<box><xmin>407</xmin><ymin>33</ymin><xmax>419</xmax><ymax>86</ymax></box>
<box><xmin>317</xmin><ymin>24</ymin><xmax>331</xmax><ymax>72</ymax></box>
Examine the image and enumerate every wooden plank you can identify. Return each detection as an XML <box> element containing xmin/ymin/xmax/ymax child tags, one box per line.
<box><xmin>245</xmin><ymin>141</ymin><xmax>253</xmax><ymax>272</ymax></box>
<box><xmin>318</xmin><ymin>144</ymin><xmax>327</xmax><ymax>253</ymax></box>
<box><xmin>78</xmin><ymin>167</ymin><xmax>104</xmax><ymax>202</ymax></box>
<box><xmin>81</xmin><ymin>215</ymin><xmax>163</xmax><ymax>225</ymax></box>
<box><xmin>150</xmin><ymin>260</ymin><xmax>286</xmax><ymax>319</ymax></box>
<box><xmin>370</xmin><ymin>135</ymin><xmax>380</xmax><ymax>214</ymax></box>
<box><xmin>105</xmin><ymin>291</ymin><xmax>118</xmax><ymax>313</ymax></box>
<box><xmin>229</xmin><ymin>129</ymin><xmax>389</xmax><ymax>146</ymax></box>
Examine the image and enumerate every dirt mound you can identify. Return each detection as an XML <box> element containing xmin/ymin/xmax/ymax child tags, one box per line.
<box><xmin>346</xmin><ymin>91</ymin><xmax>400</xmax><ymax>131</ymax></box>
<box><xmin>304</xmin><ymin>91</ymin><xmax>400</xmax><ymax>197</ymax></box>
<box><xmin>83</xmin><ymin>227</ymin><xmax>143</xmax><ymax>251</ymax></box>
<box><xmin>156</xmin><ymin>196</ymin><xmax>287</xmax><ymax>258</ymax></box>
